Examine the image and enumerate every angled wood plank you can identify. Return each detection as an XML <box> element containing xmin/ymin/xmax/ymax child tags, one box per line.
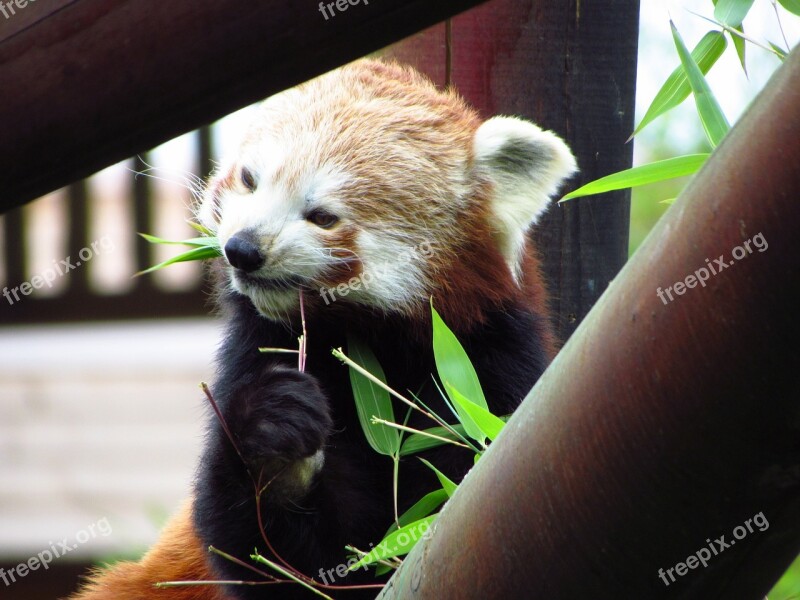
<box><xmin>0</xmin><ymin>0</ymin><xmax>488</xmax><ymax>212</ymax></box>
<box><xmin>382</xmin><ymin>22</ymin><xmax>449</xmax><ymax>87</ymax></box>
<box><xmin>449</xmin><ymin>0</ymin><xmax>639</xmax><ymax>342</ymax></box>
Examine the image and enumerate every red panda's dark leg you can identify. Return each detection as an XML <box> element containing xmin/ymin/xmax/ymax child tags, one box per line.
<box><xmin>192</xmin><ymin>364</ymin><xmax>344</xmax><ymax>599</ymax></box>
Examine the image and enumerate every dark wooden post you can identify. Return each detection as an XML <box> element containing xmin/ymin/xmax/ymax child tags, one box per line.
<box><xmin>387</xmin><ymin>0</ymin><xmax>640</xmax><ymax>341</ymax></box>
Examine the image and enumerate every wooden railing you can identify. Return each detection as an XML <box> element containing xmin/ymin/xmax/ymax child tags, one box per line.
<box><xmin>0</xmin><ymin>128</ymin><xmax>215</xmax><ymax>324</ymax></box>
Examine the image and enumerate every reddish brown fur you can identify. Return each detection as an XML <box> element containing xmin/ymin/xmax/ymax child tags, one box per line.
<box><xmin>317</xmin><ymin>224</ymin><xmax>364</xmax><ymax>287</ymax></box>
<box><xmin>68</xmin><ymin>502</ymin><xmax>230</xmax><ymax>600</ymax></box>
<box><xmin>518</xmin><ymin>244</ymin><xmax>559</xmax><ymax>359</ymax></box>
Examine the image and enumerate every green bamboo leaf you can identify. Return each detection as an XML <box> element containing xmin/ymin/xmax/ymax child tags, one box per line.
<box><xmin>778</xmin><ymin>0</ymin><xmax>800</xmax><ymax>15</ymax></box>
<box><xmin>731</xmin><ymin>25</ymin><xmax>747</xmax><ymax>75</ymax></box>
<box><xmin>139</xmin><ymin>232</ymin><xmax>221</xmax><ymax>249</ymax></box>
<box><xmin>560</xmin><ymin>154</ymin><xmax>709</xmax><ymax>201</ymax></box>
<box><xmin>714</xmin><ymin>0</ymin><xmax>755</xmax><ymax>26</ymax></box>
<box><xmin>445</xmin><ymin>383</ymin><xmax>506</xmax><ymax>443</ymax></box>
<box><xmin>768</xmin><ymin>41</ymin><xmax>788</xmax><ymax>60</ymax></box>
<box><xmin>630</xmin><ymin>31</ymin><xmax>726</xmax><ymax>139</ymax></box>
<box><xmin>188</xmin><ymin>221</ymin><xmax>215</xmax><ymax>236</ymax></box>
<box><xmin>346</xmin><ymin>335</ymin><xmax>401</xmax><ymax>456</ymax></box>
<box><xmin>385</xmin><ymin>489</ymin><xmax>448</xmax><ymax>536</ymax></box>
<box><xmin>350</xmin><ymin>515</ymin><xmax>437</xmax><ymax>569</ymax></box>
<box><xmin>431</xmin><ymin>303</ymin><xmax>486</xmax><ymax>409</ymax></box>
<box><xmin>419</xmin><ymin>458</ymin><xmax>458</xmax><ymax>497</ymax></box>
<box><xmin>431</xmin><ymin>302</ymin><xmax>488</xmax><ymax>443</ymax></box>
<box><xmin>709</xmin><ymin>0</ymin><xmax>749</xmax><ymax>75</ymax></box>
<box><xmin>445</xmin><ymin>396</ymin><xmax>484</xmax><ymax>446</ymax></box>
<box><xmin>399</xmin><ymin>423</ymin><xmax>469</xmax><ymax>455</ymax></box>
<box><xmin>671</xmin><ymin>22</ymin><xmax>730</xmax><ymax>147</ymax></box>
<box><xmin>135</xmin><ymin>245</ymin><xmax>223</xmax><ymax>276</ymax></box>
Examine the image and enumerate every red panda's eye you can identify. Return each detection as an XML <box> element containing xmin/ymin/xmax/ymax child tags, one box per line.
<box><xmin>306</xmin><ymin>210</ymin><xmax>339</xmax><ymax>229</ymax></box>
<box><xmin>240</xmin><ymin>167</ymin><xmax>257</xmax><ymax>192</ymax></box>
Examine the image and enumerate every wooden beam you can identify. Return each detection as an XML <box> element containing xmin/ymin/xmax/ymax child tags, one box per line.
<box><xmin>0</xmin><ymin>0</ymin><xmax>488</xmax><ymax>213</ymax></box>
<box><xmin>383</xmin><ymin>23</ymin><xmax>449</xmax><ymax>88</ymax></box>
<box><xmin>379</xmin><ymin>44</ymin><xmax>800</xmax><ymax>600</ymax></box>
<box><xmin>442</xmin><ymin>0</ymin><xmax>640</xmax><ymax>342</ymax></box>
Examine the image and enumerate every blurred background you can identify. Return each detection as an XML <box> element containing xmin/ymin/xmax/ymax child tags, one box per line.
<box><xmin>1</xmin><ymin>1</ymin><xmax>798</xmax><ymax>598</ymax></box>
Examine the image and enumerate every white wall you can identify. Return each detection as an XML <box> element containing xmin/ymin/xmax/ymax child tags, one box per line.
<box><xmin>0</xmin><ymin>319</ymin><xmax>220</xmax><ymax>560</ymax></box>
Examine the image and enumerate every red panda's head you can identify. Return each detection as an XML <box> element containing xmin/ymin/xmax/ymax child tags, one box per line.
<box><xmin>199</xmin><ymin>59</ymin><xmax>576</xmax><ymax>329</ymax></box>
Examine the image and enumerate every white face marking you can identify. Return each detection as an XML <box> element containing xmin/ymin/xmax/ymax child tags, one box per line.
<box><xmin>303</xmin><ymin>168</ymin><xmax>352</xmax><ymax>207</ymax></box>
<box><xmin>199</xmin><ymin>153</ymin><xmax>366</xmax><ymax>320</ymax></box>
<box><xmin>345</xmin><ymin>230</ymin><xmax>428</xmax><ymax>311</ymax></box>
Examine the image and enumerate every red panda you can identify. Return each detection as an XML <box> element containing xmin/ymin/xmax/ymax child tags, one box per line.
<box><xmin>69</xmin><ymin>59</ymin><xmax>575</xmax><ymax>600</ymax></box>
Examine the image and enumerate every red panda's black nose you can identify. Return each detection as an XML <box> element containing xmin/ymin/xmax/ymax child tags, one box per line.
<box><xmin>224</xmin><ymin>234</ymin><xmax>264</xmax><ymax>273</ymax></box>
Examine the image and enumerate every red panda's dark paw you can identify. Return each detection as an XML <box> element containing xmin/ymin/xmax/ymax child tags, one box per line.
<box><xmin>227</xmin><ymin>366</ymin><xmax>333</xmax><ymax>468</ymax></box>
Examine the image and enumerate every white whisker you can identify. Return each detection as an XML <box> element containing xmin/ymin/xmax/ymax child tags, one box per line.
<box><xmin>128</xmin><ymin>159</ymin><xmax>207</xmax><ymax>208</ymax></box>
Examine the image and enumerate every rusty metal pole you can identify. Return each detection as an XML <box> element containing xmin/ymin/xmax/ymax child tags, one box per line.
<box><xmin>379</xmin><ymin>47</ymin><xmax>800</xmax><ymax>600</ymax></box>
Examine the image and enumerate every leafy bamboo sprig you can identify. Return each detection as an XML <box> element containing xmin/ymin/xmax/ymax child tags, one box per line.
<box><xmin>562</xmin><ymin>0</ymin><xmax>797</xmax><ymax>204</ymax></box>
<box><xmin>136</xmin><ymin>222</ymin><xmax>222</xmax><ymax>276</ymax></box>
<box><xmin>334</xmin><ymin>302</ymin><xmax>511</xmax><ymax>573</ymax></box>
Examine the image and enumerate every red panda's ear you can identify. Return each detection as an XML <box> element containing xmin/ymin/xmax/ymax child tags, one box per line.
<box><xmin>474</xmin><ymin>116</ymin><xmax>577</xmax><ymax>280</ymax></box>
